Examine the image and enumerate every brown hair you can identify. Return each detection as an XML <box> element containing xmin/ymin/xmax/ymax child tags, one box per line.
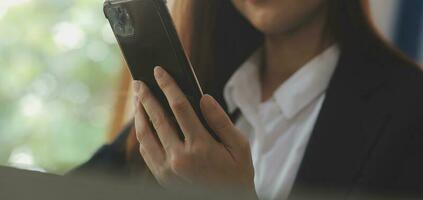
<box><xmin>171</xmin><ymin>0</ymin><xmax>408</xmax><ymax>110</ymax></box>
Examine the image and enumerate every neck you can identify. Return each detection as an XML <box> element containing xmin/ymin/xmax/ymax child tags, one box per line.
<box><xmin>261</xmin><ymin>7</ymin><xmax>334</xmax><ymax>101</ymax></box>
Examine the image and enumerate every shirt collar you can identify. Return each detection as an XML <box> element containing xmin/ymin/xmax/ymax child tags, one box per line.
<box><xmin>224</xmin><ymin>48</ymin><xmax>263</xmax><ymax>114</ymax></box>
<box><xmin>274</xmin><ymin>44</ymin><xmax>340</xmax><ymax>118</ymax></box>
<box><xmin>224</xmin><ymin>44</ymin><xmax>340</xmax><ymax>119</ymax></box>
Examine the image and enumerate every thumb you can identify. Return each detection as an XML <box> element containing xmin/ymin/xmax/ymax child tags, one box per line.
<box><xmin>200</xmin><ymin>94</ymin><xmax>240</xmax><ymax>147</ymax></box>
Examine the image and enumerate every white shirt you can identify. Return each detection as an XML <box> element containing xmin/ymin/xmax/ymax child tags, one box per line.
<box><xmin>223</xmin><ymin>45</ymin><xmax>340</xmax><ymax>200</ymax></box>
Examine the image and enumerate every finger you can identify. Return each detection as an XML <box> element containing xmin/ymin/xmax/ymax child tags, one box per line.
<box><xmin>137</xmin><ymin>80</ymin><xmax>182</xmax><ymax>153</ymax></box>
<box><xmin>134</xmin><ymin>88</ymin><xmax>166</xmax><ymax>165</ymax></box>
<box><xmin>154</xmin><ymin>66</ymin><xmax>207</xmax><ymax>142</ymax></box>
<box><xmin>200</xmin><ymin>94</ymin><xmax>240</xmax><ymax>147</ymax></box>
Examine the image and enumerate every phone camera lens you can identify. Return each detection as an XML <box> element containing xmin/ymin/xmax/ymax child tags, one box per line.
<box><xmin>106</xmin><ymin>6</ymin><xmax>135</xmax><ymax>37</ymax></box>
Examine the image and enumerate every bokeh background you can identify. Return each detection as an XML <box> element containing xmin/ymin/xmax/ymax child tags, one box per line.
<box><xmin>0</xmin><ymin>0</ymin><xmax>421</xmax><ymax>175</ymax></box>
<box><xmin>0</xmin><ymin>0</ymin><xmax>122</xmax><ymax>173</ymax></box>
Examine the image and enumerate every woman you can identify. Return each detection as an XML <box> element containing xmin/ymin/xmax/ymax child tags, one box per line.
<box><xmin>74</xmin><ymin>0</ymin><xmax>423</xmax><ymax>199</ymax></box>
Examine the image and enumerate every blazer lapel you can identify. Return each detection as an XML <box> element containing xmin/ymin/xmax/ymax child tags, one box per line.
<box><xmin>289</xmin><ymin>48</ymin><xmax>390</xmax><ymax>199</ymax></box>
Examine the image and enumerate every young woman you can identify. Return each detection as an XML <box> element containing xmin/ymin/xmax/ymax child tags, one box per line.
<box><xmin>74</xmin><ymin>0</ymin><xmax>423</xmax><ymax>199</ymax></box>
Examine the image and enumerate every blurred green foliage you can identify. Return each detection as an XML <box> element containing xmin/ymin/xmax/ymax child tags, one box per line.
<box><xmin>0</xmin><ymin>0</ymin><xmax>122</xmax><ymax>174</ymax></box>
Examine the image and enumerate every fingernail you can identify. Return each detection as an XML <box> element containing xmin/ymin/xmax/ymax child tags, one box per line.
<box><xmin>204</xmin><ymin>94</ymin><xmax>218</xmax><ymax>109</ymax></box>
<box><xmin>133</xmin><ymin>81</ymin><xmax>141</xmax><ymax>93</ymax></box>
<box><xmin>138</xmin><ymin>81</ymin><xmax>147</xmax><ymax>95</ymax></box>
<box><xmin>154</xmin><ymin>66</ymin><xmax>165</xmax><ymax>79</ymax></box>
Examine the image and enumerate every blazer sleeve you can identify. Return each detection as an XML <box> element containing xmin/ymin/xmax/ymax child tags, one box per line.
<box><xmin>68</xmin><ymin>123</ymin><xmax>134</xmax><ymax>178</ymax></box>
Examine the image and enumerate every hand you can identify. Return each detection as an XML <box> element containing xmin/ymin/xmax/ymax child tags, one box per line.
<box><xmin>133</xmin><ymin>66</ymin><xmax>256</xmax><ymax>195</ymax></box>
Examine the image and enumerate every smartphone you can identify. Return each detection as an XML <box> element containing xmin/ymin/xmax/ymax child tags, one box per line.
<box><xmin>103</xmin><ymin>0</ymin><xmax>218</xmax><ymax>141</ymax></box>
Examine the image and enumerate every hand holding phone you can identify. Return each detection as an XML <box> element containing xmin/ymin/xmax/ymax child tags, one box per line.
<box><xmin>133</xmin><ymin>67</ymin><xmax>256</xmax><ymax>196</ymax></box>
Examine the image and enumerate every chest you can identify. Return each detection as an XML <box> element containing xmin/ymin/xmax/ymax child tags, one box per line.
<box><xmin>234</xmin><ymin>95</ymin><xmax>326</xmax><ymax>199</ymax></box>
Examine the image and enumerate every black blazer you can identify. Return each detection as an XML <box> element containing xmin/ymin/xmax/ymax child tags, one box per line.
<box><xmin>72</xmin><ymin>45</ymin><xmax>423</xmax><ymax>199</ymax></box>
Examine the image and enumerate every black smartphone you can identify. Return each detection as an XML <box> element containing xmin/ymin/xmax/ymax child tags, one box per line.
<box><xmin>103</xmin><ymin>0</ymin><xmax>218</xmax><ymax>140</ymax></box>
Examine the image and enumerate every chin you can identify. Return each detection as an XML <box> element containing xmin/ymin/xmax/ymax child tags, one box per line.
<box><xmin>232</xmin><ymin>0</ymin><xmax>326</xmax><ymax>35</ymax></box>
<box><xmin>251</xmin><ymin>21</ymin><xmax>281</xmax><ymax>35</ymax></box>
<box><xmin>248</xmin><ymin>12</ymin><xmax>297</xmax><ymax>35</ymax></box>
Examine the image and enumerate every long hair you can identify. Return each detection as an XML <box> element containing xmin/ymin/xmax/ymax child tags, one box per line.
<box><xmin>171</xmin><ymin>0</ymin><xmax>410</xmax><ymax>110</ymax></box>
